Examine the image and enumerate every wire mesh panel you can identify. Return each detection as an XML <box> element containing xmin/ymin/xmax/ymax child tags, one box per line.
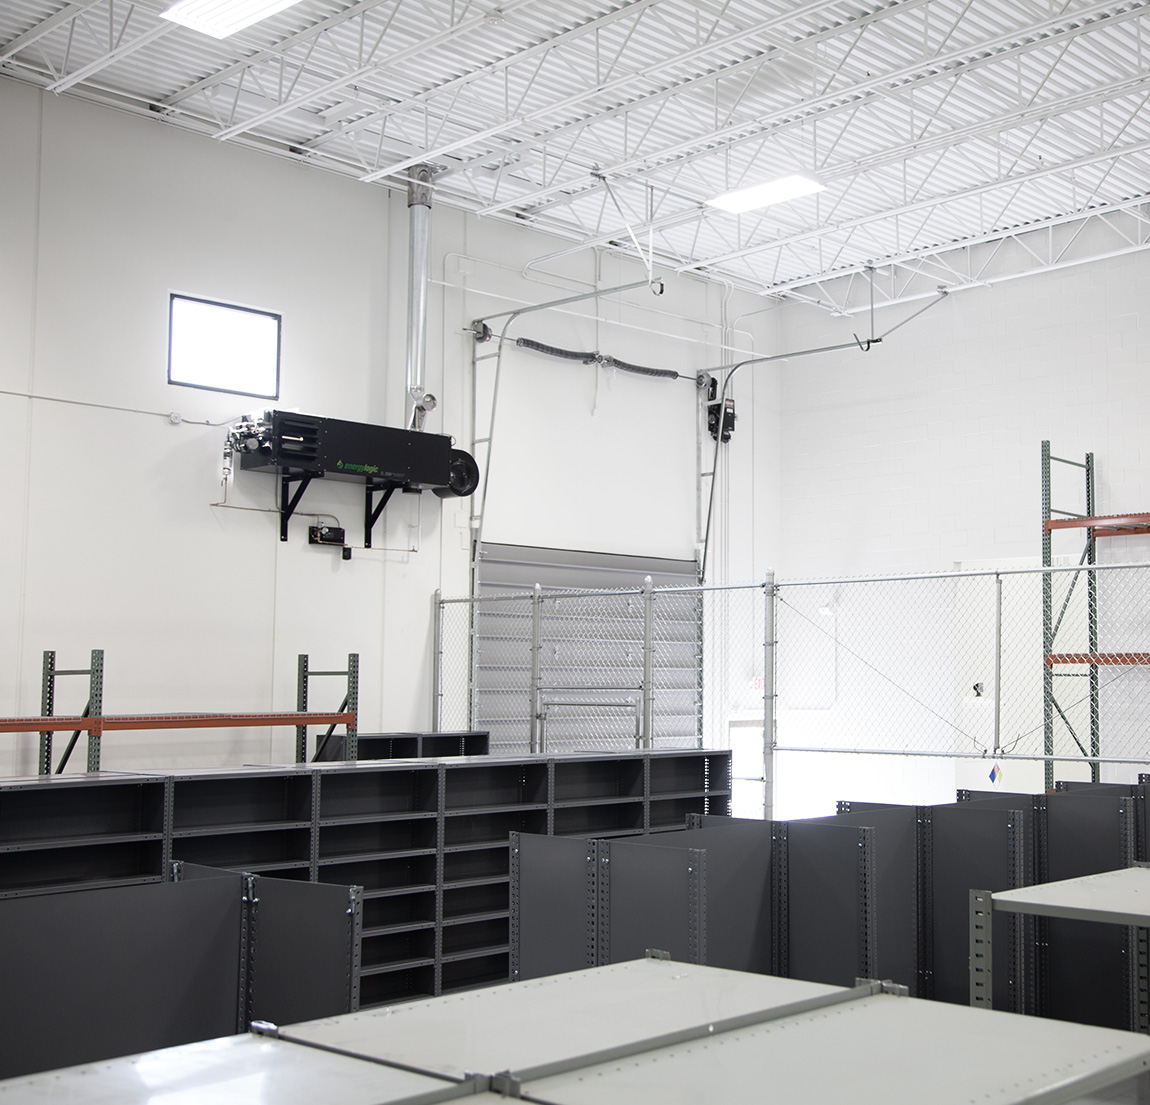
<box><xmin>436</xmin><ymin>581</ymin><xmax>771</xmax><ymax>758</ymax></box>
<box><xmin>437</xmin><ymin>598</ymin><xmax>474</xmax><ymax>733</ymax></box>
<box><xmin>649</xmin><ymin>588</ymin><xmax>705</xmax><ymax>749</ymax></box>
<box><xmin>692</xmin><ymin>586</ymin><xmax>769</xmax><ymax>814</ymax></box>
<box><xmin>774</xmin><ymin>565</ymin><xmax>1150</xmax><ymax>782</ymax></box>
<box><xmin>535</xmin><ymin>589</ymin><xmax>646</xmax><ymax>752</ymax></box>
<box><xmin>472</xmin><ymin>595</ymin><xmax>535</xmax><ymax>752</ymax></box>
<box><xmin>775</xmin><ymin>574</ymin><xmax>997</xmax><ymax>757</ymax></box>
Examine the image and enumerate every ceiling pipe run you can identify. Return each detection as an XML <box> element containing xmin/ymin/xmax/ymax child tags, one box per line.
<box><xmin>406</xmin><ymin>163</ymin><xmax>436</xmax><ymax>431</ymax></box>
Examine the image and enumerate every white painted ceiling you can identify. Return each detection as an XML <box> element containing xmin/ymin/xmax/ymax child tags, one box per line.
<box><xmin>4</xmin><ymin>0</ymin><xmax>1150</xmax><ymax>309</ymax></box>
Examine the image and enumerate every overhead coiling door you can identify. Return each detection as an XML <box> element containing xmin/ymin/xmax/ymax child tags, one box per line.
<box><xmin>473</xmin><ymin>544</ymin><xmax>702</xmax><ymax>753</ymax></box>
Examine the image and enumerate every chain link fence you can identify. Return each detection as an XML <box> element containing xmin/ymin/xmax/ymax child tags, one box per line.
<box><xmin>435</xmin><ymin>582</ymin><xmax>766</xmax><ymax>760</ymax></box>
<box><xmin>436</xmin><ymin>563</ymin><xmax>1150</xmax><ymax>797</ymax></box>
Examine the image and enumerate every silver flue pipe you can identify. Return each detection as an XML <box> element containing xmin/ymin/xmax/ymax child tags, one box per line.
<box><xmin>406</xmin><ymin>164</ymin><xmax>435</xmax><ymax>430</ymax></box>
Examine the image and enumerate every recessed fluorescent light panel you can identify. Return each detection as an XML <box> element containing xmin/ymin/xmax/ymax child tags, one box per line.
<box><xmin>168</xmin><ymin>294</ymin><xmax>281</xmax><ymax>400</ymax></box>
<box><xmin>707</xmin><ymin>173</ymin><xmax>826</xmax><ymax>214</ymax></box>
<box><xmin>160</xmin><ymin>0</ymin><xmax>305</xmax><ymax>38</ymax></box>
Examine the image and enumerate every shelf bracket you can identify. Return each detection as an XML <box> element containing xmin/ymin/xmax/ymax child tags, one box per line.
<box><xmin>364</xmin><ymin>481</ymin><xmax>400</xmax><ymax>548</ymax></box>
<box><xmin>280</xmin><ymin>473</ymin><xmax>314</xmax><ymax>542</ymax></box>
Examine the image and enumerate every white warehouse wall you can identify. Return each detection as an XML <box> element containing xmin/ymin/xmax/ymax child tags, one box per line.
<box><xmin>0</xmin><ymin>78</ymin><xmax>777</xmax><ymax>776</ymax></box>
<box><xmin>775</xmin><ymin>257</ymin><xmax>1150</xmax><ymax>576</ymax></box>
<box><xmin>770</xmin><ymin>251</ymin><xmax>1150</xmax><ymax>817</ymax></box>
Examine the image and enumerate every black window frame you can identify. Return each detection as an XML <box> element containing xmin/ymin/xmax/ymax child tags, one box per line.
<box><xmin>167</xmin><ymin>292</ymin><xmax>282</xmax><ymax>401</ymax></box>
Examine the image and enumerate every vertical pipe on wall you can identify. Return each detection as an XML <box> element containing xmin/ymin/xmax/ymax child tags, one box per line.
<box><xmin>994</xmin><ymin>573</ymin><xmax>1002</xmax><ymax>756</ymax></box>
<box><xmin>763</xmin><ymin>570</ymin><xmax>776</xmax><ymax>822</ymax></box>
<box><xmin>406</xmin><ymin>164</ymin><xmax>434</xmax><ymax>431</ymax></box>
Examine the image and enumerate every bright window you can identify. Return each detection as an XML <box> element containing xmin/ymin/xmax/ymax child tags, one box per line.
<box><xmin>168</xmin><ymin>293</ymin><xmax>280</xmax><ymax>400</ymax></box>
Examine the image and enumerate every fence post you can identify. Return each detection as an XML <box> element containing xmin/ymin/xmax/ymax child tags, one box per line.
<box><xmin>530</xmin><ymin>584</ymin><xmax>543</xmax><ymax>754</ymax></box>
<box><xmin>641</xmin><ymin>576</ymin><xmax>655</xmax><ymax>749</ymax></box>
<box><xmin>432</xmin><ymin>589</ymin><xmax>442</xmax><ymax>732</ymax></box>
<box><xmin>994</xmin><ymin>573</ymin><xmax>1002</xmax><ymax>756</ymax></box>
<box><xmin>764</xmin><ymin>570</ymin><xmax>776</xmax><ymax>822</ymax></box>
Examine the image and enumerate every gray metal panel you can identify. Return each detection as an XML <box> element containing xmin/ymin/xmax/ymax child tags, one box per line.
<box><xmin>282</xmin><ymin>958</ymin><xmax>842</xmax><ymax>1080</ymax></box>
<box><xmin>1043</xmin><ymin>792</ymin><xmax>1134</xmax><ymax>1030</ymax></box>
<box><xmin>640</xmin><ymin>823</ymin><xmax>771</xmax><ymax>973</ymax></box>
<box><xmin>519</xmin><ymin>991</ymin><xmax>1150</xmax><ymax>1105</ymax></box>
<box><xmin>248</xmin><ymin>876</ymin><xmax>360</xmax><ymax>1027</ymax></box>
<box><xmin>0</xmin><ymin>878</ymin><xmax>241</xmax><ymax>1079</ymax></box>
<box><xmin>930</xmin><ymin>804</ymin><xmax>1025</xmax><ymax>1008</ymax></box>
<box><xmin>1045</xmin><ymin>793</ymin><xmax>1132</xmax><ymax>881</ymax></box>
<box><xmin>785</xmin><ymin>821</ymin><xmax>869</xmax><ymax>987</ymax></box>
<box><xmin>0</xmin><ymin>1034</ymin><xmax>457</xmax><ymax>1105</ymax></box>
<box><xmin>806</xmin><ymin>806</ymin><xmax>919</xmax><ymax>994</ymax></box>
<box><xmin>513</xmin><ymin>832</ymin><xmax>596</xmax><ymax>981</ymax></box>
<box><xmin>477</xmin><ymin>544</ymin><xmax>697</xmax><ymax>591</ymax></box>
<box><xmin>601</xmin><ymin>839</ymin><xmax>701</xmax><ymax>966</ymax></box>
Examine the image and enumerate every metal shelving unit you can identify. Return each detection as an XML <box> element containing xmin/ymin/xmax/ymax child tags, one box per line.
<box><xmin>0</xmin><ymin>750</ymin><xmax>730</xmax><ymax>1008</ymax></box>
<box><xmin>0</xmin><ymin>772</ymin><xmax>167</xmax><ymax>898</ymax></box>
<box><xmin>971</xmin><ymin>865</ymin><xmax>1150</xmax><ymax>1035</ymax></box>
<box><xmin>314</xmin><ymin>730</ymin><xmax>491</xmax><ymax>761</ymax></box>
<box><xmin>1041</xmin><ymin>440</ymin><xmax>1150</xmax><ymax>789</ymax></box>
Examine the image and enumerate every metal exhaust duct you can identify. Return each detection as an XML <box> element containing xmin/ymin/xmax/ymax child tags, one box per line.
<box><xmin>406</xmin><ymin>164</ymin><xmax>435</xmax><ymax>431</ymax></box>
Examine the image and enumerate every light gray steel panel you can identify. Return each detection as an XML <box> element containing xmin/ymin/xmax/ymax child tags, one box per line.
<box><xmin>0</xmin><ymin>1034</ymin><xmax>455</xmax><ymax>1104</ymax></box>
<box><xmin>994</xmin><ymin>867</ymin><xmax>1150</xmax><ymax>925</ymax></box>
<box><xmin>520</xmin><ymin>992</ymin><xmax>1150</xmax><ymax>1105</ymax></box>
<box><xmin>282</xmin><ymin>958</ymin><xmax>841</xmax><ymax>1080</ymax></box>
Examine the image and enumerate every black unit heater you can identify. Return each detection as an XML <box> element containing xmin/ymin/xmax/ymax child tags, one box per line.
<box><xmin>239</xmin><ymin>411</ymin><xmax>478</xmax><ymax>498</ymax></box>
<box><xmin>234</xmin><ymin>411</ymin><xmax>479</xmax><ymax>545</ymax></box>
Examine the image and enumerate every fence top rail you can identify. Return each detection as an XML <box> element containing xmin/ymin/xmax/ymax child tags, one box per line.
<box><xmin>440</xmin><ymin>580</ymin><xmax>765</xmax><ymax>605</ymax></box>
<box><xmin>440</xmin><ymin>561</ymin><xmax>1150</xmax><ymax>605</ymax></box>
<box><xmin>773</xmin><ymin>745</ymin><xmax>1150</xmax><ymax>767</ymax></box>
<box><xmin>773</xmin><ymin>561</ymin><xmax>1150</xmax><ymax>588</ymax></box>
<box><xmin>649</xmin><ymin>581</ymin><xmax>761</xmax><ymax>595</ymax></box>
<box><xmin>440</xmin><ymin>587</ymin><xmax>646</xmax><ymax>604</ymax></box>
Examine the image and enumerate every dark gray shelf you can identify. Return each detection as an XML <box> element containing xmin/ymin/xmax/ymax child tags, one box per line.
<box><xmin>0</xmin><ymin>750</ymin><xmax>731</xmax><ymax>1006</ymax></box>
<box><xmin>0</xmin><ymin>831</ymin><xmax>165</xmax><ymax>853</ymax></box>
<box><xmin>318</xmin><ymin>810</ymin><xmax>439</xmax><ymax>826</ymax></box>
<box><xmin>363</xmin><ymin>920</ymin><xmax>438</xmax><ymax>937</ymax></box>
<box><xmin>171</xmin><ymin>821</ymin><xmax>312</xmax><ymax>838</ymax></box>
<box><xmin>361</xmin><ymin>884</ymin><xmax>439</xmax><ymax>899</ymax></box>
<box><xmin>441</xmin><ymin>908</ymin><xmax>509</xmax><ymax>927</ymax></box>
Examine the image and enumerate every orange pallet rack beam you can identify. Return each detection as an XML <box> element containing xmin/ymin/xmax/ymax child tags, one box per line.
<box><xmin>1044</xmin><ymin>513</ymin><xmax>1150</xmax><ymax>538</ymax></box>
<box><xmin>0</xmin><ymin>711</ymin><xmax>355</xmax><ymax>735</ymax></box>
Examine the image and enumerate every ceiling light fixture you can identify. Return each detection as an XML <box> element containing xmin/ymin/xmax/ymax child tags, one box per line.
<box><xmin>160</xmin><ymin>0</ymin><xmax>306</xmax><ymax>38</ymax></box>
<box><xmin>706</xmin><ymin>173</ymin><xmax>826</xmax><ymax>214</ymax></box>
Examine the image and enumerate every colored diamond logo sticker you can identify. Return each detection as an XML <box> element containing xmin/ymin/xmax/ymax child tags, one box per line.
<box><xmin>989</xmin><ymin>762</ymin><xmax>1001</xmax><ymax>784</ymax></box>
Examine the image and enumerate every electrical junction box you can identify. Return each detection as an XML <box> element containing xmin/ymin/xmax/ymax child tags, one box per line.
<box><xmin>308</xmin><ymin>525</ymin><xmax>346</xmax><ymax>547</ymax></box>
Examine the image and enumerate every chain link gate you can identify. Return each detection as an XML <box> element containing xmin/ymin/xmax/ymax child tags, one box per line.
<box><xmin>435</xmin><ymin>562</ymin><xmax>1150</xmax><ymax>814</ymax></box>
